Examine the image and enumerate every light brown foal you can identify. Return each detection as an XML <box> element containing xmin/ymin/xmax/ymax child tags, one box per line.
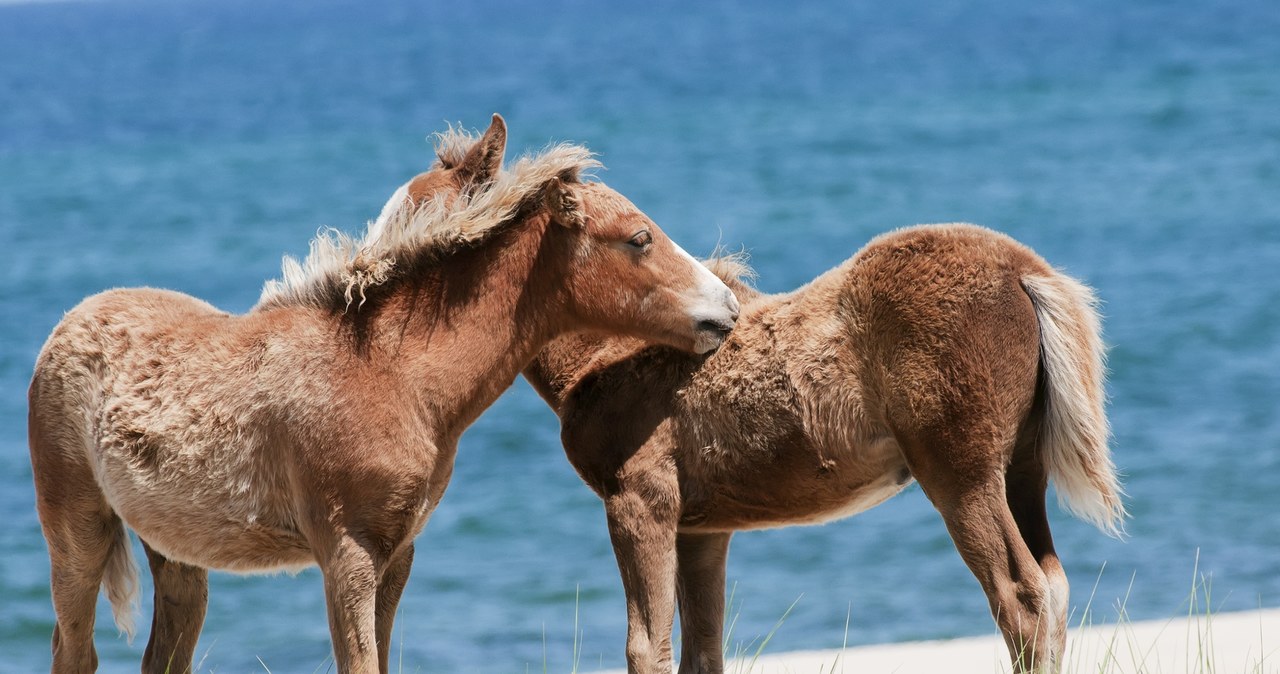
<box><xmin>27</xmin><ymin>115</ymin><xmax>740</xmax><ymax>674</ymax></box>
<box><xmin>525</xmin><ymin>226</ymin><xmax>1123</xmax><ymax>674</ymax></box>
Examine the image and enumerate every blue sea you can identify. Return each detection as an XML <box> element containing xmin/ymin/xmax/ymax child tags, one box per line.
<box><xmin>2</xmin><ymin>0</ymin><xmax>1278</xmax><ymax>671</ymax></box>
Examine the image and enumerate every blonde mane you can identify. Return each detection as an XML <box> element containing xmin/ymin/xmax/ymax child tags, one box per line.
<box><xmin>257</xmin><ymin>128</ymin><xmax>601</xmax><ymax>310</ymax></box>
<box><xmin>432</xmin><ymin>123</ymin><xmax>482</xmax><ymax>171</ymax></box>
<box><xmin>701</xmin><ymin>250</ymin><xmax>756</xmax><ymax>286</ymax></box>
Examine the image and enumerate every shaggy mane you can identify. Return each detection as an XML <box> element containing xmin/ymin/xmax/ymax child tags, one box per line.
<box><xmin>701</xmin><ymin>250</ymin><xmax>756</xmax><ymax>286</ymax></box>
<box><xmin>256</xmin><ymin>127</ymin><xmax>601</xmax><ymax>310</ymax></box>
<box><xmin>432</xmin><ymin>122</ymin><xmax>481</xmax><ymax>170</ymax></box>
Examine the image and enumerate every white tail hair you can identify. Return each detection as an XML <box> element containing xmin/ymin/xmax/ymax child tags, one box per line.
<box><xmin>1022</xmin><ymin>273</ymin><xmax>1126</xmax><ymax>537</ymax></box>
<box><xmin>102</xmin><ymin>518</ymin><xmax>140</xmax><ymax>642</ymax></box>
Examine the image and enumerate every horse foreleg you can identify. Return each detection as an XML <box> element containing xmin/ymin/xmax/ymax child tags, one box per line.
<box><xmin>604</xmin><ymin>479</ymin><xmax>680</xmax><ymax>674</ymax></box>
<box><xmin>675</xmin><ymin>531</ymin><xmax>732</xmax><ymax>674</ymax></box>
<box><xmin>140</xmin><ymin>540</ymin><xmax>208</xmax><ymax>674</ymax></box>
<box><xmin>373</xmin><ymin>544</ymin><xmax>414</xmax><ymax>674</ymax></box>
<box><xmin>319</xmin><ymin>537</ymin><xmax>380</xmax><ymax>674</ymax></box>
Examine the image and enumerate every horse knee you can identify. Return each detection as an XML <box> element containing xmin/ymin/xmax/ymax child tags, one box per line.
<box><xmin>1012</xmin><ymin>565</ymin><xmax>1068</xmax><ymax>640</ymax></box>
<box><xmin>678</xmin><ymin>647</ymin><xmax>722</xmax><ymax>674</ymax></box>
<box><xmin>625</xmin><ymin>632</ymin><xmax>651</xmax><ymax>663</ymax></box>
<box><xmin>1015</xmin><ymin>586</ymin><xmax>1050</xmax><ymax>635</ymax></box>
<box><xmin>51</xmin><ymin>623</ymin><xmax>99</xmax><ymax>674</ymax></box>
<box><xmin>994</xmin><ymin>574</ymin><xmax>1066</xmax><ymax>673</ymax></box>
<box><xmin>626</xmin><ymin>631</ymin><xmax>672</xmax><ymax>674</ymax></box>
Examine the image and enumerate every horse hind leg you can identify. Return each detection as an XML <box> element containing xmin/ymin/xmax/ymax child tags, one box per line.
<box><xmin>894</xmin><ymin>420</ymin><xmax>1060</xmax><ymax>674</ymax></box>
<box><xmin>43</xmin><ymin>509</ymin><xmax>130</xmax><ymax>674</ymax></box>
<box><xmin>141</xmin><ymin>540</ymin><xmax>208</xmax><ymax>674</ymax></box>
<box><xmin>1005</xmin><ymin>409</ymin><xmax>1070</xmax><ymax>669</ymax></box>
<box><xmin>29</xmin><ymin>409</ymin><xmax>139</xmax><ymax>673</ymax></box>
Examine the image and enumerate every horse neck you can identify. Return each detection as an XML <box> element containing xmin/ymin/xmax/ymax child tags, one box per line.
<box><xmin>525</xmin><ymin>274</ymin><xmax>765</xmax><ymax>412</ymax></box>
<box><xmin>371</xmin><ymin>214</ymin><xmax>567</xmax><ymax>439</ymax></box>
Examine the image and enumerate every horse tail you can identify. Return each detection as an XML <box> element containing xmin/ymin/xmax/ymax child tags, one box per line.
<box><xmin>102</xmin><ymin>516</ymin><xmax>141</xmax><ymax>641</ymax></box>
<box><xmin>1021</xmin><ymin>273</ymin><xmax>1126</xmax><ymax>537</ymax></box>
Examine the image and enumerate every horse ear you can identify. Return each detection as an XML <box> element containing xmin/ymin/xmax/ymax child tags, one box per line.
<box><xmin>544</xmin><ymin>176</ymin><xmax>584</xmax><ymax>228</ymax></box>
<box><xmin>456</xmin><ymin>113</ymin><xmax>506</xmax><ymax>184</ymax></box>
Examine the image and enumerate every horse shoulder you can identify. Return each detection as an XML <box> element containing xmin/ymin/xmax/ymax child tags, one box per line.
<box><xmin>674</xmin><ymin>297</ymin><xmax>811</xmax><ymax>472</ymax></box>
<box><xmin>558</xmin><ymin>349</ymin><xmax>686</xmax><ymax>498</ymax></box>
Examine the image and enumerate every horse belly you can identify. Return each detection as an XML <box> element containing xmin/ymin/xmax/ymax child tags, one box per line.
<box><xmin>110</xmin><ymin>476</ymin><xmax>314</xmax><ymax>572</ymax></box>
<box><xmin>690</xmin><ymin>436</ymin><xmax>912</xmax><ymax>531</ymax></box>
<box><xmin>127</xmin><ymin>504</ymin><xmax>314</xmax><ymax>573</ymax></box>
<box><xmin>800</xmin><ymin>469</ymin><xmax>913</xmax><ymax>525</ymax></box>
<box><xmin>94</xmin><ymin>437</ymin><xmax>313</xmax><ymax>573</ymax></box>
<box><xmin>800</xmin><ymin>437</ymin><xmax>914</xmax><ymax>525</ymax></box>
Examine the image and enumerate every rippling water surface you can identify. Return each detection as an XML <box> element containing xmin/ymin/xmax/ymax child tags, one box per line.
<box><xmin>2</xmin><ymin>1</ymin><xmax>1278</xmax><ymax>671</ymax></box>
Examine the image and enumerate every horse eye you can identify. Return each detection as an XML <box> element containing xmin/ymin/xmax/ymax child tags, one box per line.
<box><xmin>627</xmin><ymin>230</ymin><xmax>653</xmax><ymax>249</ymax></box>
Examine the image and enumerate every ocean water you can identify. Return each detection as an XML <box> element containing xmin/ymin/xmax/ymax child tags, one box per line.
<box><xmin>2</xmin><ymin>0</ymin><xmax>1278</xmax><ymax>671</ymax></box>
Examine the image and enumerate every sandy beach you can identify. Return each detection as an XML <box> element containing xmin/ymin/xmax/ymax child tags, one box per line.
<box><xmin>592</xmin><ymin>608</ymin><xmax>1280</xmax><ymax>673</ymax></box>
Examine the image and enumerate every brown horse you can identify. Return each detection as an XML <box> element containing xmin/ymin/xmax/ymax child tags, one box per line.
<box><xmin>27</xmin><ymin>115</ymin><xmax>740</xmax><ymax>674</ymax></box>
<box><xmin>524</xmin><ymin>227</ymin><xmax>1124</xmax><ymax>674</ymax></box>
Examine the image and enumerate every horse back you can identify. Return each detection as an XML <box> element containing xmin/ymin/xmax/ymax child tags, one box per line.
<box><xmin>37</xmin><ymin>287</ymin><xmax>230</xmax><ymax>367</ymax></box>
<box><xmin>32</xmin><ymin>287</ymin><xmax>242</xmax><ymax>455</ymax></box>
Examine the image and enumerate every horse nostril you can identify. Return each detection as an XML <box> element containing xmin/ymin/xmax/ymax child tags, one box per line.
<box><xmin>726</xmin><ymin>291</ymin><xmax>741</xmax><ymax>319</ymax></box>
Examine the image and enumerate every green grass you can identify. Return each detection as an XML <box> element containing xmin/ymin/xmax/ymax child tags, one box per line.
<box><xmin>705</xmin><ymin>558</ymin><xmax>1277</xmax><ymax>674</ymax></box>
<box><xmin>719</xmin><ymin>588</ymin><xmax>804</xmax><ymax>674</ymax></box>
<box><xmin>1049</xmin><ymin>557</ymin><xmax>1277</xmax><ymax>674</ymax></box>
<box><xmin>185</xmin><ymin>560</ymin><xmax>1279</xmax><ymax>673</ymax></box>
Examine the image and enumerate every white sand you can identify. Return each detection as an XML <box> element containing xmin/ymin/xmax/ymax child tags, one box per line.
<box><xmin>591</xmin><ymin>608</ymin><xmax>1280</xmax><ymax>673</ymax></box>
